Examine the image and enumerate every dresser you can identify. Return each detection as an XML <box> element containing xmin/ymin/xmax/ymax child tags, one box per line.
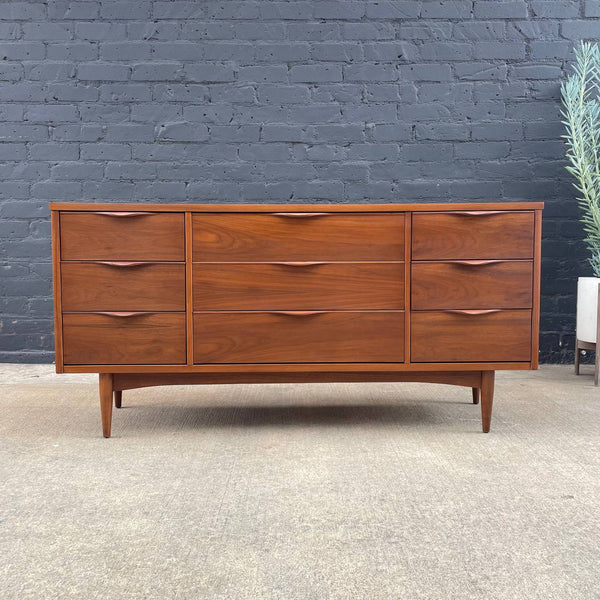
<box><xmin>50</xmin><ymin>202</ymin><xmax>543</xmax><ymax>437</ymax></box>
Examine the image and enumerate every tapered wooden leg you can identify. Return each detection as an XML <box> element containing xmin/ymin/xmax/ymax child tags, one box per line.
<box><xmin>114</xmin><ymin>390</ymin><xmax>122</xmax><ymax>409</ymax></box>
<box><xmin>574</xmin><ymin>339</ymin><xmax>580</xmax><ymax>375</ymax></box>
<box><xmin>99</xmin><ymin>373</ymin><xmax>114</xmax><ymax>438</ymax></box>
<box><xmin>472</xmin><ymin>387</ymin><xmax>480</xmax><ymax>404</ymax></box>
<box><xmin>480</xmin><ymin>371</ymin><xmax>494</xmax><ymax>433</ymax></box>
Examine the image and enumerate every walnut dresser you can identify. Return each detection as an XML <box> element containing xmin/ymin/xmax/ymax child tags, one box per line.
<box><xmin>50</xmin><ymin>202</ymin><xmax>543</xmax><ymax>437</ymax></box>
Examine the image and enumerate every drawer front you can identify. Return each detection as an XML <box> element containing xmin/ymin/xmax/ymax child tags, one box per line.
<box><xmin>411</xmin><ymin>310</ymin><xmax>532</xmax><ymax>363</ymax></box>
<box><xmin>63</xmin><ymin>312</ymin><xmax>186</xmax><ymax>365</ymax></box>
<box><xmin>411</xmin><ymin>261</ymin><xmax>533</xmax><ymax>310</ymax></box>
<box><xmin>60</xmin><ymin>212</ymin><xmax>185</xmax><ymax>260</ymax></box>
<box><xmin>193</xmin><ymin>262</ymin><xmax>404</xmax><ymax>310</ymax></box>
<box><xmin>61</xmin><ymin>262</ymin><xmax>185</xmax><ymax>312</ymax></box>
<box><xmin>412</xmin><ymin>211</ymin><xmax>534</xmax><ymax>259</ymax></box>
<box><xmin>193</xmin><ymin>311</ymin><xmax>404</xmax><ymax>363</ymax></box>
<box><xmin>192</xmin><ymin>213</ymin><xmax>405</xmax><ymax>261</ymax></box>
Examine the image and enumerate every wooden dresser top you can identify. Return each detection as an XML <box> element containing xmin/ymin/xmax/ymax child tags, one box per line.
<box><xmin>50</xmin><ymin>202</ymin><xmax>544</xmax><ymax>212</ymax></box>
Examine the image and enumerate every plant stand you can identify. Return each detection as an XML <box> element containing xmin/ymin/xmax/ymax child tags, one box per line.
<box><xmin>575</xmin><ymin>281</ymin><xmax>600</xmax><ymax>386</ymax></box>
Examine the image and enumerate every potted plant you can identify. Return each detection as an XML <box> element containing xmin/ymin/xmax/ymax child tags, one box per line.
<box><xmin>561</xmin><ymin>41</ymin><xmax>600</xmax><ymax>374</ymax></box>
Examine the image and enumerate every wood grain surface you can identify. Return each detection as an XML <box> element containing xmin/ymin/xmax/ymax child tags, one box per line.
<box><xmin>60</xmin><ymin>212</ymin><xmax>185</xmax><ymax>260</ymax></box>
<box><xmin>63</xmin><ymin>312</ymin><xmax>186</xmax><ymax>365</ymax></box>
<box><xmin>193</xmin><ymin>262</ymin><xmax>404</xmax><ymax>310</ymax></box>
<box><xmin>411</xmin><ymin>310</ymin><xmax>532</xmax><ymax>362</ymax></box>
<box><xmin>193</xmin><ymin>311</ymin><xmax>405</xmax><ymax>363</ymax></box>
<box><xmin>61</xmin><ymin>262</ymin><xmax>185</xmax><ymax>311</ymax></box>
<box><xmin>411</xmin><ymin>260</ymin><xmax>533</xmax><ymax>309</ymax></box>
<box><xmin>51</xmin><ymin>203</ymin><xmax>542</xmax><ymax>380</ymax></box>
<box><xmin>412</xmin><ymin>211</ymin><xmax>535</xmax><ymax>259</ymax></box>
<box><xmin>192</xmin><ymin>213</ymin><xmax>405</xmax><ymax>261</ymax></box>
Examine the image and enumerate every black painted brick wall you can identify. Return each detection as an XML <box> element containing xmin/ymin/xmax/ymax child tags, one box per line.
<box><xmin>0</xmin><ymin>1</ymin><xmax>598</xmax><ymax>363</ymax></box>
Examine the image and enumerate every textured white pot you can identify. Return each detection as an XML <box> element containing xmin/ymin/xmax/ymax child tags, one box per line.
<box><xmin>576</xmin><ymin>277</ymin><xmax>600</xmax><ymax>343</ymax></box>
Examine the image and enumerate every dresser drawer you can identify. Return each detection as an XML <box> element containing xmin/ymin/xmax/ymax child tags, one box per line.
<box><xmin>411</xmin><ymin>260</ymin><xmax>533</xmax><ymax>310</ymax></box>
<box><xmin>412</xmin><ymin>211</ymin><xmax>534</xmax><ymax>259</ymax></box>
<box><xmin>62</xmin><ymin>312</ymin><xmax>186</xmax><ymax>365</ymax></box>
<box><xmin>193</xmin><ymin>311</ymin><xmax>404</xmax><ymax>363</ymax></box>
<box><xmin>411</xmin><ymin>310</ymin><xmax>531</xmax><ymax>363</ymax></box>
<box><xmin>192</xmin><ymin>213</ymin><xmax>405</xmax><ymax>261</ymax></box>
<box><xmin>61</xmin><ymin>262</ymin><xmax>186</xmax><ymax>311</ymax></box>
<box><xmin>193</xmin><ymin>262</ymin><xmax>404</xmax><ymax>310</ymax></box>
<box><xmin>60</xmin><ymin>212</ymin><xmax>185</xmax><ymax>261</ymax></box>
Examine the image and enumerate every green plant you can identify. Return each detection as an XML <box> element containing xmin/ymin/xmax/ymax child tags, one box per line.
<box><xmin>561</xmin><ymin>41</ymin><xmax>600</xmax><ymax>277</ymax></box>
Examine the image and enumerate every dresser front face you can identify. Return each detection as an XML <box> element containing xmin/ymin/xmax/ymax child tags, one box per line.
<box><xmin>51</xmin><ymin>203</ymin><xmax>542</xmax><ymax>373</ymax></box>
<box><xmin>56</xmin><ymin>211</ymin><xmax>187</xmax><ymax>366</ymax></box>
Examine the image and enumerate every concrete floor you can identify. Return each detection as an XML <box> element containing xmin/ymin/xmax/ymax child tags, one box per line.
<box><xmin>1</xmin><ymin>364</ymin><xmax>599</xmax><ymax>599</ymax></box>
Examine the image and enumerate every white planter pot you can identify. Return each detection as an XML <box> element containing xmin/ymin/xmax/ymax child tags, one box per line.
<box><xmin>576</xmin><ymin>276</ymin><xmax>600</xmax><ymax>343</ymax></box>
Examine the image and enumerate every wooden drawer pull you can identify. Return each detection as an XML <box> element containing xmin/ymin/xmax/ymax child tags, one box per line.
<box><xmin>270</xmin><ymin>212</ymin><xmax>329</xmax><ymax>218</ymax></box>
<box><xmin>96</xmin><ymin>212</ymin><xmax>154</xmax><ymax>217</ymax></box>
<box><xmin>452</xmin><ymin>260</ymin><xmax>506</xmax><ymax>266</ymax></box>
<box><xmin>452</xmin><ymin>211</ymin><xmax>506</xmax><ymax>217</ymax></box>
<box><xmin>272</xmin><ymin>261</ymin><xmax>327</xmax><ymax>267</ymax></box>
<box><xmin>93</xmin><ymin>311</ymin><xmax>154</xmax><ymax>318</ymax></box>
<box><xmin>443</xmin><ymin>309</ymin><xmax>501</xmax><ymax>315</ymax></box>
<box><xmin>96</xmin><ymin>261</ymin><xmax>151</xmax><ymax>268</ymax></box>
<box><xmin>268</xmin><ymin>310</ymin><xmax>327</xmax><ymax>316</ymax></box>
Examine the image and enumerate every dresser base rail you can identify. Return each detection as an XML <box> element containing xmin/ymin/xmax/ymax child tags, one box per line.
<box><xmin>97</xmin><ymin>370</ymin><xmax>495</xmax><ymax>438</ymax></box>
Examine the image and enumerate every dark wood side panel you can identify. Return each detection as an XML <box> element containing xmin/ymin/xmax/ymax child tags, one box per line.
<box><xmin>192</xmin><ymin>213</ymin><xmax>405</xmax><ymax>261</ymax></box>
<box><xmin>63</xmin><ymin>312</ymin><xmax>186</xmax><ymax>365</ymax></box>
<box><xmin>194</xmin><ymin>311</ymin><xmax>404</xmax><ymax>363</ymax></box>
<box><xmin>185</xmin><ymin>212</ymin><xmax>194</xmax><ymax>366</ymax></box>
<box><xmin>61</xmin><ymin>263</ymin><xmax>185</xmax><ymax>311</ymax></box>
<box><xmin>411</xmin><ymin>310</ymin><xmax>532</xmax><ymax>363</ymax></box>
<box><xmin>531</xmin><ymin>209</ymin><xmax>543</xmax><ymax>368</ymax></box>
<box><xmin>193</xmin><ymin>262</ymin><xmax>404</xmax><ymax>310</ymax></box>
<box><xmin>411</xmin><ymin>260</ymin><xmax>533</xmax><ymax>310</ymax></box>
<box><xmin>60</xmin><ymin>212</ymin><xmax>185</xmax><ymax>260</ymax></box>
<box><xmin>404</xmin><ymin>212</ymin><xmax>411</xmax><ymax>364</ymax></box>
<box><xmin>51</xmin><ymin>211</ymin><xmax>64</xmax><ymax>373</ymax></box>
<box><xmin>412</xmin><ymin>211</ymin><xmax>535</xmax><ymax>259</ymax></box>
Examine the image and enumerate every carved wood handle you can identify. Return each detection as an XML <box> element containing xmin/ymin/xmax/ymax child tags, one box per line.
<box><xmin>268</xmin><ymin>311</ymin><xmax>327</xmax><ymax>316</ymax></box>
<box><xmin>452</xmin><ymin>211</ymin><xmax>506</xmax><ymax>216</ymax></box>
<box><xmin>443</xmin><ymin>309</ymin><xmax>501</xmax><ymax>315</ymax></box>
<box><xmin>96</xmin><ymin>212</ymin><xmax>154</xmax><ymax>217</ymax></box>
<box><xmin>270</xmin><ymin>212</ymin><xmax>329</xmax><ymax>218</ymax></box>
<box><xmin>96</xmin><ymin>261</ymin><xmax>151</xmax><ymax>268</ymax></box>
<box><xmin>94</xmin><ymin>312</ymin><xmax>154</xmax><ymax>317</ymax></box>
<box><xmin>272</xmin><ymin>261</ymin><xmax>327</xmax><ymax>267</ymax></box>
<box><xmin>452</xmin><ymin>260</ymin><xmax>505</xmax><ymax>266</ymax></box>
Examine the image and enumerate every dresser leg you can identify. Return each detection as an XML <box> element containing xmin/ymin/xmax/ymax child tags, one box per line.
<box><xmin>114</xmin><ymin>390</ymin><xmax>122</xmax><ymax>409</ymax></box>
<box><xmin>472</xmin><ymin>387</ymin><xmax>480</xmax><ymax>404</ymax></box>
<box><xmin>99</xmin><ymin>373</ymin><xmax>113</xmax><ymax>438</ymax></box>
<box><xmin>574</xmin><ymin>339</ymin><xmax>580</xmax><ymax>375</ymax></box>
<box><xmin>480</xmin><ymin>371</ymin><xmax>494</xmax><ymax>433</ymax></box>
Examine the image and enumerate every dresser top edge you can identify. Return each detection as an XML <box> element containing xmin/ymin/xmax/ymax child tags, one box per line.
<box><xmin>49</xmin><ymin>202</ymin><xmax>544</xmax><ymax>213</ymax></box>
